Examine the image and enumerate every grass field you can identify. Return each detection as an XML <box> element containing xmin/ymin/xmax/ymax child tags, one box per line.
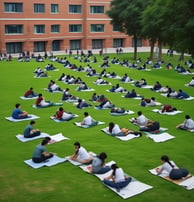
<box><xmin>0</xmin><ymin>51</ymin><xmax>194</xmax><ymax>202</ymax></box>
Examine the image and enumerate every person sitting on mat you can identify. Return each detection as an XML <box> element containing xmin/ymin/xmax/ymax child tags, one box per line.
<box><xmin>140</xmin><ymin>120</ymin><xmax>160</xmax><ymax>132</ymax></box>
<box><xmin>131</xmin><ymin>111</ymin><xmax>148</xmax><ymax>126</ymax></box>
<box><xmin>24</xmin><ymin>87</ymin><xmax>38</xmax><ymax>98</ymax></box>
<box><xmin>69</xmin><ymin>142</ymin><xmax>93</xmax><ymax>164</ymax></box>
<box><xmin>108</xmin><ymin>122</ymin><xmax>142</xmax><ymax>136</ymax></box>
<box><xmin>81</xmin><ymin>112</ymin><xmax>98</xmax><ymax>126</ymax></box>
<box><xmin>36</xmin><ymin>93</ymin><xmax>62</xmax><ymax>108</ymax></box>
<box><xmin>76</xmin><ymin>99</ymin><xmax>91</xmax><ymax>109</ymax></box>
<box><xmin>53</xmin><ymin>107</ymin><xmax>75</xmax><ymax>121</ymax></box>
<box><xmin>176</xmin><ymin>115</ymin><xmax>194</xmax><ymax>131</ymax></box>
<box><xmin>156</xmin><ymin>155</ymin><xmax>190</xmax><ymax>180</ymax></box>
<box><xmin>90</xmin><ymin>152</ymin><xmax>111</xmax><ymax>174</ymax></box>
<box><xmin>110</xmin><ymin>107</ymin><xmax>125</xmax><ymax>114</ymax></box>
<box><xmin>23</xmin><ymin>120</ymin><xmax>40</xmax><ymax>138</ymax></box>
<box><xmin>32</xmin><ymin>137</ymin><xmax>54</xmax><ymax>163</ymax></box>
<box><xmin>102</xmin><ymin>163</ymin><xmax>132</xmax><ymax>191</ymax></box>
<box><xmin>12</xmin><ymin>103</ymin><xmax>29</xmax><ymax>119</ymax></box>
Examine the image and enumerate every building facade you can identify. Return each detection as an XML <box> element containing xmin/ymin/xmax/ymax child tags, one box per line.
<box><xmin>0</xmin><ymin>0</ymin><xmax>149</xmax><ymax>54</ymax></box>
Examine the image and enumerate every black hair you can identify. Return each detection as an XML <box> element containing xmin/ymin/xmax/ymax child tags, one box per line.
<box><xmin>38</xmin><ymin>93</ymin><xmax>42</xmax><ymax>97</ymax></box>
<box><xmin>185</xmin><ymin>115</ymin><xmax>190</xmax><ymax>119</ymax></box>
<box><xmin>98</xmin><ymin>152</ymin><xmax>107</xmax><ymax>166</ymax></box>
<box><xmin>15</xmin><ymin>103</ymin><xmax>20</xmax><ymax>108</ymax></box>
<box><xmin>137</xmin><ymin>111</ymin><xmax>142</xmax><ymax>116</ymax></box>
<box><xmin>74</xmin><ymin>141</ymin><xmax>80</xmax><ymax>148</ymax></box>
<box><xmin>111</xmin><ymin>163</ymin><xmax>119</xmax><ymax>176</ymax></box>
<box><xmin>108</xmin><ymin>122</ymin><xmax>115</xmax><ymax>133</ymax></box>
<box><xmin>161</xmin><ymin>155</ymin><xmax>174</xmax><ymax>168</ymax></box>
<box><xmin>41</xmin><ymin>137</ymin><xmax>51</xmax><ymax>145</ymax></box>
<box><xmin>59</xmin><ymin>107</ymin><xmax>63</xmax><ymax>111</ymax></box>
<box><xmin>30</xmin><ymin>120</ymin><xmax>35</xmax><ymax>125</ymax></box>
<box><xmin>84</xmin><ymin>112</ymin><xmax>89</xmax><ymax>116</ymax></box>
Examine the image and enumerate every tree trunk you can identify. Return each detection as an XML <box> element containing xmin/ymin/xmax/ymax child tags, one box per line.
<box><xmin>157</xmin><ymin>41</ymin><xmax>162</xmax><ymax>62</ymax></box>
<box><xmin>149</xmin><ymin>40</ymin><xmax>155</xmax><ymax>60</ymax></box>
<box><xmin>133</xmin><ymin>35</ymin><xmax>137</xmax><ymax>60</ymax></box>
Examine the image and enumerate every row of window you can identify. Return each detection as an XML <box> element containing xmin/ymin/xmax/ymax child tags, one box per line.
<box><xmin>5</xmin><ymin>38</ymin><xmax>126</xmax><ymax>53</ymax></box>
<box><xmin>4</xmin><ymin>3</ymin><xmax>104</xmax><ymax>14</ymax></box>
<box><xmin>5</xmin><ymin>24</ymin><xmax>119</xmax><ymax>34</ymax></box>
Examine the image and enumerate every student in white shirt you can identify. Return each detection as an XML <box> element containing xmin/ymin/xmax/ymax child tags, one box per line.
<box><xmin>176</xmin><ymin>115</ymin><xmax>194</xmax><ymax>130</ymax></box>
<box><xmin>156</xmin><ymin>155</ymin><xmax>189</xmax><ymax>180</ymax></box>
<box><xmin>69</xmin><ymin>142</ymin><xmax>93</xmax><ymax>164</ymax></box>
<box><xmin>132</xmin><ymin>111</ymin><xmax>148</xmax><ymax>126</ymax></box>
<box><xmin>189</xmin><ymin>77</ymin><xmax>194</xmax><ymax>86</ymax></box>
<box><xmin>103</xmin><ymin>164</ymin><xmax>132</xmax><ymax>191</ymax></box>
<box><xmin>81</xmin><ymin>112</ymin><xmax>97</xmax><ymax>126</ymax></box>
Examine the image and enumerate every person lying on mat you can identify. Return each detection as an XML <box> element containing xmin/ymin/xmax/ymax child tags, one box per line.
<box><xmin>69</xmin><ymin>142</ymin><xmax>93</xmax><ymax>164</ymax></box>
<box><xmin>90</xmin><ymin>152</ymin><xmax>111</xmax><ymax>174</ymax></box>
<box><xmin>81</xmin><ymin>112</ymin><xmax>98</xmax><ymax>126</ymax></box>
<box><xmin>76</xmin><ymin>99</ymin><xmax>91</xmax><ymax>109</ymax></box>
<box><xmin>161</xmin><ymin>105</ymin><xmax>177</xmax><ymax>113</ymax></box>
<box><xmin>32</xmin><ymin>137</ymin><xmax>54</xmax><ymax>163</ymax></box>
<box><xmin>24</xmin><ymin>87</ymin><xmax>38</xmax><ymax>98</ymax></box>
<box><xmin>131</xmin><ymin>111</ymin><xmax>148</xmax><ymax>126</ymax></box>
<box><xmin>61</xmin><ymin>88</ymin><xmax>77</xmax><ymax>101</ymax></box>
<box><xmin>188</xmin><ymin>77</ymin><xmax>194</xmax><ymax>86</ymax></box>
<box><xmin>139</xmin><ymin>120</ymin><xmax>160</xmax><ymax>132</ymax></box>
<box><xmin>108</xmin><ymin>122</ymin><xmax>142</xmax><ymax>136</ymax></box>
<box><xmin>110</xmin><ymin>107</ymin><xmax>125</xmax><ymax>114</ymax></box>
<box><xmin>12</xmin><ymin>103</ymin><xmax>29</xmax><ymax>119</ymax></box>
<box><xmin>96</xmin><ymin>99</ymin><xmax>114</xmax><ymax>109</ymax></box>
<box><xmin>36</xmin><ymin>93</ymin><xmax>62</xmax><ymax>108</ymax></box>
<box><xmin>53</xmin><ymin>107</ymin><xmax>75</xmax><ymax>121</ymax></box>
<box><xmin>102</xmin><ymin>163</ymin><xmax>132</xmax><ymax>191</ymax></box>
<box><xmin>175</xmin><ymin>89</ymin><xmax>190</xmax><ymax>99</ymax></box>
<box><xmin>23</xmin><ymin>120</ymin><xmax>40</xmax><ymax>138</ymax></box>
<box><xmin>76</xmin><ymin>82</ymin><xmax>88</xmax><ymax>91</ymax></box>
<box><xmin>140</xmin><ymin>97</ymin><xmax>157</xmax><ymax>107</ymax></box>
<box><xmin>176</xmin><ymin>115</ymin><xmax>194</xmax><ymax>130</ymax></box>
<box><xmin>156</xmin><ymin>155</ymin><xmax>190</xmax><ymax>180</ymax></box>
<box><xmin>124</xmin><ymin>89</ymin><xmax>137</xmax><ymax>98</ymax></box>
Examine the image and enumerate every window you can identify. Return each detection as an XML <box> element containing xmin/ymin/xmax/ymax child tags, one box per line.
<box><xmin>113</xmin><ymin>24</ymin><xmax>120</xmax><ymax>32</ymax></box>
<box><xmin>51</xmin><ymin>4</ymin><xmax>58</xmax><ymax>13</ymax></box>
<box><xmin>52</xmin><ymin>40</ymin><xmax>60</xmax><ymax>51</ymax></box>
<box><xmin>90</xmin><ymin>6</ymin><xmax>104</xmax><ymax>14</ymax></box>
<box><xmin>51</xmin><ymin>25</ymin><xmax>60</xmax><ymax>33</ymax></box>
<box><xmin>132</xmin><ymin>38</ymin><xmax>142</xmax><ymax>47</ymax></box>
<box><xmin>5</xmin><ymin>25</ymin><xmax>23</xmax><ymax>34</ymax></box>
<box><xmin>92</xmin><ymin>39</ymin><xmax>103</xmax><ymax>49</ymax></box>
<box><xmin>91</xmin><ymin>24</ymin><xmax>104</xmax><ymax>32</ymax></box>
<box><xmin>6</xmin><ymin>42</ymin><xmax>22</xmax><ymax>53</ymax></box>
<box><xmin>69</xmin><ymin>24</ymin><xmax>82</xmax><ymax>33</ymax></box>
<box><xmin>70</xmin><ymin>40</ymin><xmax>81</xmax><ymax>50</ymax></box>
<box><xmin>34</xmin><ymin>4</ymin><xmax>45</xmax><ymax>13</ymax></box>
<box><xmin>69</xmin><ymin>5</ymin><xmax>82</xmax><ymax>13</ymax></box>
<box><xmin>4</xmin><ymin>3</ymin><xmax>23</xmax><ymax>13</ymax></box>
<box><xmin>34</xmin><ymin>41</ymin><xmax>46</xmax><ymax>52</ymax></box>
<box><xmin>113</xmin><ymin>39</ymin><xmax>123</xmax><ymax>48</ymax></box>
<box><xmin>34</xmin><ymin>25</ymin><xmax>45</xmax><ymax>34</ymax></box>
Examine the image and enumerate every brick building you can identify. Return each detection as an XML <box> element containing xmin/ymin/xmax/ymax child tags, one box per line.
<box><xmin>0</xmin><ymin>0</ymin><xmax>149</xmax><ymax>54</ymax></box>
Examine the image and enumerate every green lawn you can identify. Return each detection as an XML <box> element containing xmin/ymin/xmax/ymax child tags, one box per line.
<box><xmin>0</xmin><ymin>52</ymin><xmax>194</xmax><ymax>202</ymax></box>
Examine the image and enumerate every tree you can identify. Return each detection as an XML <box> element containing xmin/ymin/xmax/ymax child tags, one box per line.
<box><xmin>106</xmin><ymin>0</ymin><xmax>149</xmax><ymax>60</ymax></box>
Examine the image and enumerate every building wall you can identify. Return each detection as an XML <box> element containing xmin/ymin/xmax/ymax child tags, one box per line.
<box><xmin>0</xmin><ymin>0</ymin><xmax>148</xmax><ymax>54</ymax></box>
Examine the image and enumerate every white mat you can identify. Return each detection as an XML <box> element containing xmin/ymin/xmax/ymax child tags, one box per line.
<box><xmin>20</xmin><ymin>96</ymin><xmax>38</xmax><ymax>100</ymax></box>
<box><xmin>16</xmin><ymin>133</ymin><xmax>50</xmax><ymax>142</ymax></box>
<box><xmin>24</xmin><ymin>155</ymin><xmax>67</xmax><ymax>169</ymax></box>
<box><xmin>149</xmin><ymin>167</ymin><xmax>194</xmax><ymax>190</ymax></box>
<box><xmin>161</xmin><ymin>93</ymin><xmax>194</xmax><ymax>100</ymax></box>
<box><xmin>76</xmin><ymin>88</ymin><xmax>95</xmax><ymax>92</ymax></box>
<box><xmin>5</xmin><ymin>114</ymin><xmax>40</xmax><ymax>122</ymax></box>
<box><xmin>74</xmin><ymin>121</ymin><xmax>105</xmax><ymax>128</ymax></box>
<box><xmin>110</xmin><ymin>110</ymin><xmax>135</xmax><ymax>116</ymax></box>
<box><xmin>94</xmin><ymin>106</ymin><xmax>112</xmax><ymax>110</ymax></box>
<box><xmin>44</xmin><ymin>88</ymin><xmax>62</xmax><ymax>93</ymax></box>
<box><xmin>152</xmin><ymin>109</ymin><xmax>183</xmax><ymax>115</ymax></box>
<box><xmin>101</xmin><ymin>128</ymin><xmax>141</xmax><ymax>141</ymax></box>
<box><xmin>81</xmin><ymin>161</ymin><xmax>152</xmax><ymax>199</ymax></box>
<box><xmin>121</xmin><ymin>95</ymin><xmax>142</xmax><ymax>100</ymax></box>
<box><xmin>50</xmin><ymin>114</ymin><xmax>78</xmax><ymax>122</ymax></box>
<box><xmin>146</xmin><ymin>132</ymin><xmax>175</xmax><ymax>142</ymax></box>
<box><xmin>49</xmin><ymin>133</ymin><xmax>70</xmax><ymax>143</ymax></box>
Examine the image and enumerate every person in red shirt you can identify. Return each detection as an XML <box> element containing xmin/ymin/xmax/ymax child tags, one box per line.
<box><xmin>24</xmin><ymin>87</ymin><xmax>37</xmax><ymax>98</ymax></box>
